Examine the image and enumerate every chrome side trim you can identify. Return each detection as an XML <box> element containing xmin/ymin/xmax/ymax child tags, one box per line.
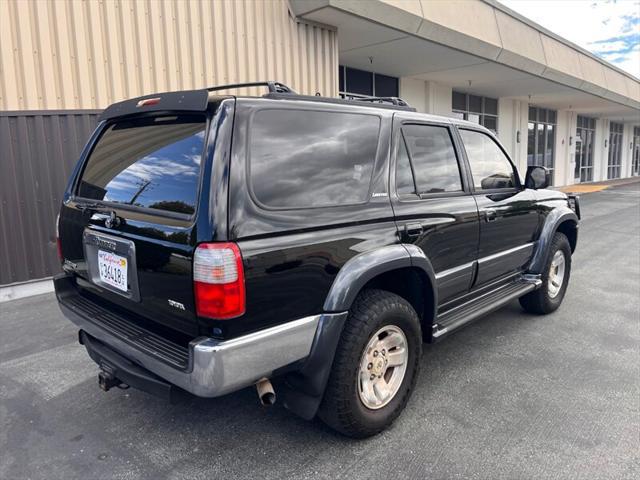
<box><xmin>435</xmin><ymin>243</ymin><xmax>535</xmax><ymax>282</ymax></box>
<box><xmin>477</xmin><ymin>242</ymin><xmax>534</xmax><ymax>265</ymax></box>
<box><xmin>435</xmin><ymin>261</ymin><xmax>475</xmax><ymax>281</ymax></box>
<box><xmin>60</xmin><ymin>299</ymin><xmax>336</xmax><ymax>398</ymax></box>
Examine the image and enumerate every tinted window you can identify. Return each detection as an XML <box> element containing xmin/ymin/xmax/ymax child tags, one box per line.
<box><xmin>250</xmin><ymin>109</ymin><xmax>380</xmax><ymax>208</ymax></box>
<box><xmin>401</xmin><ymin>125</ymin><xmax>462</xmax><ymax>194</ymax></box>
<box><xmin>460</xmin><ymin>129</ymin><xmax>516</xmax><ymax>190</ymax></box>
<box><xmin>469</xmin><ymin>95</ymin><xmax>482</xmax><ymax>113</ymax></box>
<box><xmin>396</xmin><ymin>138</ymin><xmax>416</xmax><ymax>195</ymax></box>
<box><xmin>345</xmin><ymin>67</ymin><xmax>373</xmax><ymax>96</ymax></box>
<box><xmin>375</xmin><ymin>74</ymin><xmax>399</xmax><ymax>97</ymax></box>
<box><xmin>78</xmin><ymin>115</ymin><xmax>206</xmax><ymax>215</ymax></box>
<box><xmin>484</xmin><ymin>97</ymin><xmax>498</xmax><ymax>115</ymax></box>
<box><xmin>452</xmin><ymin>91</ymin><xmax>466</xmax><ymax>111</ymax></box>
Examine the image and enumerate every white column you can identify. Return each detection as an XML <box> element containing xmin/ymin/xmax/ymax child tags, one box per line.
<box><xmin>426</xmin><ymin>82</ymin><xmax>452</xmax><ymax>117</ymax></box>
<box><xmin>593</xmin><ymin>118</ymin><xmax>608</xmax><ymax>181</ymax></box>
<box><xmin>399</xmin><ymin>77</ymin><xmax>453</xmax><ymax>116</ymax></box>
<box><xmin>497</xmin><ymin>98</ymin><xmax>515</xmax><ymax>156</ymax></box>
<box><xmin>399</xmin><ymin>77</ymin><xmax>428</xmax><ymax>113</ymax></box>
<box><xmin>496</xmin><ymin>99</ymin><xmax>527</xmax><ymax>179</ymax></box>
<box><xmin>553</xmin><ymin>110</ymin><xmax>575</xmax><ymax>187</ymax></box>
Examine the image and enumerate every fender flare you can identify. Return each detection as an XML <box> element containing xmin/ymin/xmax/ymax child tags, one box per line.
<box><xmin>282</xmin><ymin>244</ymin><xmax>437</xmax><ymax>420</ymax></box>
<box><xmin>323</xmin><ymin>243</ymin><xmax>438</xmax><ymax>314</ymax></box>
<box><xmin>528</xmin><ymin>207</ymin><xmax>578</xmax><ymax>274</ymax></box>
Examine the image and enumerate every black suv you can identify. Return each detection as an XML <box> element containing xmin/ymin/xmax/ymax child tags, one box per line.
<box><xmin>55</xmin><ymin>82</ymin><xmax>580</xmax><ymax>438</ymax></box>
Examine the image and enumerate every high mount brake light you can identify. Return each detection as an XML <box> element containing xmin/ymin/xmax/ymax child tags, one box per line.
<box><xmin>136</xmin><ymin>97</ymin><xmax>161</xmax><ymax>107</ymax></box>
<box><xmin>193</xmin><ymin>243</ymin><xmax>246</xmax><ymax>319</ymax></box>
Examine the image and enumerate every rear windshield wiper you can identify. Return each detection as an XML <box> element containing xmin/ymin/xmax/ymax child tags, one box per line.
<box><xmin>75</xmin><ymin>201</ymin><xmax>111</xmax><ymax>213</ymax></box>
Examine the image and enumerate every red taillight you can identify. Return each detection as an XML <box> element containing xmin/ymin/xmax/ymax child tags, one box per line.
<box><xmin>56</xmin><ymin>214</ymin><xmax>63</xmax><ymax>262</ymax></box>
<box><xmin>193</xmin><ymin>243</ymin><xmax>245</xmax><ymax>319</ymax></box>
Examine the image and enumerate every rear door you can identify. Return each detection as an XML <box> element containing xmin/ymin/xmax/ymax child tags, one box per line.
<box><xmin>457</xmin><ymin>127</ymin><xmax>539</xmax><ymax>287</ymax></box>
<box><xmin>59</xmin><ymin>108</ymin><xmax>226</xmax><ymax>337</ymax></box>
<box><xmin>390</xmin><ymin>116</ymin><xmax>479</xmax><ymax>306</ymax></box>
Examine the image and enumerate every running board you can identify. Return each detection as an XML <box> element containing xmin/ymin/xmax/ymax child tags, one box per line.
<box><xmin>432</xmin><ymin>275</ymin><xmax>542</xmax><ymax>340</ymax></box>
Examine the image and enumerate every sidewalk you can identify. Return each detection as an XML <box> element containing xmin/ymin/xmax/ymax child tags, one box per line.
<box><xmin>558</xmin><ymin>176</ymin><xmax>640</xmax><ymax>194</ymax></box>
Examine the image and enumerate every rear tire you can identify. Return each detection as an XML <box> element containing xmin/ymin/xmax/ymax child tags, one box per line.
<box><xmin>318</xmin><ymin>289</ymin><xmax>422</xmax><ymax>438</ymax></box>
<box><xmin>519</xmin><ymin>232</ymin><xmax>571</xmax><ymax>314</ymax></box>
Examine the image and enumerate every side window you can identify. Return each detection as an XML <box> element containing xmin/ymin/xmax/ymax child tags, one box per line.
<box><xmin>249</xmin><ymin>109</ymin><xmax>380</xmax><ymax>209</ymax></box>
<box><xmin>400</xmin><ymin>124</ymin><xmax>463</xmax><ymax>194</ymax></box>
<box><xmin>459</xmin><ymin>129</ymin><xmax>516</xmax><ymax>190</ymax></box>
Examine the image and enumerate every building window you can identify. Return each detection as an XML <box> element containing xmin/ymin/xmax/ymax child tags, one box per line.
<box><xmin>527</xmin><ymin>107</ymin><xmax>557</xmax><ymax>184</ymax></box>
<box><xmin>339</xmin><ymin>65</ymin><xmax>399</xmax><ymax>99</ymax></box>
<box><xmin>608</xmin><ymin>122</ymin><xmax>624</xmax><ymax>179</ymax></box>
<box><xmin>575</xmin><ymin>116</ymin><xmax>596</xmax><ymax>183</ymax></box>
<box><xmin>451</xmin><ymin>91</ymin><xmax>498</xmax><ymax>132</ymax></box>
<box><xmin>632</xmin><ymin>126</ymin><xmax>640</xmax><ymax>177</ymax></box>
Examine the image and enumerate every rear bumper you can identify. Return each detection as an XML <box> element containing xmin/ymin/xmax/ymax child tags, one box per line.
<box><xmin>55</xmin><ymin>274</ymin><xmax>341</xmax><ymax>398</ymax></box>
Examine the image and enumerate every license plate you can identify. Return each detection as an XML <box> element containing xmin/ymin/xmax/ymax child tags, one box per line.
<box><xmin>97</xmin><ymin>250</ymin><xmax>128</xmax><ymax>292</ymax></box>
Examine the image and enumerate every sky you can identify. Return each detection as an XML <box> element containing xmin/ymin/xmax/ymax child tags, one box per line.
<box><xmin>499</xmin><ymin>0</ymin><xmax>640</xmax><ymax>79</ymax></box>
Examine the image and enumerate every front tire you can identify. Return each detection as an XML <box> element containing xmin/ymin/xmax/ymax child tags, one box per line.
<box><xmin>318</xmin><ymin>289</ymin><xmax>422</xmax><ymax>438</ymax></box>
<box><xmin>520</xmin><ymin>232</ymin><xmax>572</xmax><ymax>314</ymax></box>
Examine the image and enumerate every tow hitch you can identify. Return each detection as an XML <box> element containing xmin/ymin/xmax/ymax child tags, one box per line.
<box><xmin>98</xmin><ymin>366</ymin><xmax>127</xmax><ymax>392</ymax></box>
<box><xmin>79</xmin><ymin>330</ymin><xmax>179</xmax><ymax>402</ymax></box>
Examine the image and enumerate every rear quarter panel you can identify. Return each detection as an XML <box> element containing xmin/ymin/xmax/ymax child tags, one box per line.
<box><xmin>224</xmin><ymin>99</ymin><xmax>398</xmax><ymax>339</ymax></box>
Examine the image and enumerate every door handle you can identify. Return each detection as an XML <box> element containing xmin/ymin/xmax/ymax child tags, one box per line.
<box><xmin>405</xmin><ymin>223</ymin><xmax>424</xmax><ymax>237</ymax></box>
<box><xmin>484</xmin><ymin>209</ymin><xmax>497</xmax><ymax>222</ymax></box>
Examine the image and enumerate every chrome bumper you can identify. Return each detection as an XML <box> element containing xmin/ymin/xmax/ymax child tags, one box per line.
<box><xmin>60</xmin><ymin>300</ymin><xmax>340</xmax><ymax>398</ymax></box>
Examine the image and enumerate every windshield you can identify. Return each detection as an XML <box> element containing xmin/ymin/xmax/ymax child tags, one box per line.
<box><xmin>77</xmin><ymin>114</ymin><xmax>206</xmax><ymax>216</ymax></box>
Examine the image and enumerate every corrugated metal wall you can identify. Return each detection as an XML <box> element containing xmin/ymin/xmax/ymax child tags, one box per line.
<box><xmin>0</xmin><ymin>0</ymin><xmax>339</xmax><ymax>110</ymax></box>
<box><xmin>0</xmin><ymin>0</ymin><xmax>338</xmax><ymax>285</ymax></box>
<box><xmin>0</xmin><ymin>111</ymin><xmax>100</xmax><ymax>285</ymax></box>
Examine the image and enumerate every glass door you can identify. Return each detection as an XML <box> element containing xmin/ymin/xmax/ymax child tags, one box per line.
<box><xmin>608</xmin><ymin>122</ymin><xmax>624</xmax><ymax>179</ymax></box>
<box><xmin>632</xmin><ymin>126</ymin><xmax>640</xmax><ymax>177</ymax></box>
<box><xmin>575</xmin><ymin>116</ymin><xmax>595</xmax><ymax>183</ymax></box>
<box><xmin>527</xmin><ymin>107</ymin><xmax>557</xmax><ymax>184</ymax></box>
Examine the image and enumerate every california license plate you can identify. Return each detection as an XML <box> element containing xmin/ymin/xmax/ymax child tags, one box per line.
<box><xmin>97</xmin><ymin>250</ymin><xmax>128</xmax><ymax>292</ymax></box>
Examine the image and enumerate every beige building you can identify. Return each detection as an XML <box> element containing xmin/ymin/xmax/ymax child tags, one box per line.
<box><xmin>0</xmin><ymin>0</ymin><xmax>639</xmax><ymax>290</ymax></box>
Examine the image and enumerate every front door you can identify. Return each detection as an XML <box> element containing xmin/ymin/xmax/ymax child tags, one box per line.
<box><xmin>633</xmin><ymin>127</ymin><xmax>640</xmax><ymax>177</ymax></box>
<box><xmin>575</xmin><ymin>116</ymin><xmax>595</xmax><ymax>183</ymax></box>
<box><xmin>457</xmin><ymin>128</ymin><xmax>540</xmax><ymax>287</ymax></box>
<box><xmin>390</xmin><ymin>117</ymin><xmax>479</xmax><ymax>306</ymax></box>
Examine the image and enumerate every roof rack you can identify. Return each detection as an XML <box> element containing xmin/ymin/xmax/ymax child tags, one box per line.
<box><xmin>206</xmin><ymin>80</ymin><xmax>416</xmax><ymax>111</ymax></box>
<box><xmin>206</xmin><ymin>81</ymin><xmax>296</xmax><ymax>94</ymax></box>
<box><xmin>349</xmin><ymin>96</ymin><xmax>412</xmax><ymax>107</ymax></box>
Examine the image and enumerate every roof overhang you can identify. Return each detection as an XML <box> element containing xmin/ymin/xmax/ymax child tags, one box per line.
<box><xmin>290</xmin><ymin>0</ymin><xmax>640</xmax><ymax>121</ymax></box>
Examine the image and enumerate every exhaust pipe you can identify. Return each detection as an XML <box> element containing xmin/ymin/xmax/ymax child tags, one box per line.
<box><xmin>256</xmin><ymin>378</ymin><xmax>276</xmax><ymax>406</ymax></box>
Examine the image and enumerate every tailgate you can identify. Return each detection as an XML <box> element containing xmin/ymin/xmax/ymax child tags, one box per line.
<box><xmin>59</xmin><ymin>112</ymin><xmax>211</xmax><ymax>337</ymax></box>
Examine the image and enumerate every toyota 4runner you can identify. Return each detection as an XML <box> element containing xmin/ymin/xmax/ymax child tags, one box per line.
<box><xmin>55</xmin><ymin>82</ymin><xmax>580</xmax><ymax>438</ymax></box>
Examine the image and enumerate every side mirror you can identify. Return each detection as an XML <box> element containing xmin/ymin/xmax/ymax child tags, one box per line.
<box><xmin>525</xmin><ymin>165</ymin><xmax>550</xmax><ymax>189</ymax></box>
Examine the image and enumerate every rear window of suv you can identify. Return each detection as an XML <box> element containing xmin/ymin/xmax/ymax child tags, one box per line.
<box><xmin>77</xmin><ymin>114</ymin><xmax>206</xmax><ymax>216</ymax></box>
<box><xmin>249</xmin><ymin>109</ymin><xmax>380</xmax><ymax>209</ymax></box>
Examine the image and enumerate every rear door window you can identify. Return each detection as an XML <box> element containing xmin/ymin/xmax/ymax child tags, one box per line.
<box><xmin>249</xmin><ymin>109</ymin><xmax>380</xmax><ymax>209</ymax></box>
<box><xmin>398</xmin><ymin>124</ymin><xmax>463</xmax><ymax>194</ymax></box>
<box><xmin>78</xmin><ymin>114</ymin><xmax>206</xmax><ymax>215</ymax></box>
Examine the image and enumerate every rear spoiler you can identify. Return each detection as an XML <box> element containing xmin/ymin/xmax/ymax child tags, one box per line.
<box><xmin>99</xmin><ymin>89</ymin><xmax>210</xmax><ymax>122</ymax></box>
<box><xmin>99</xmin><ymin>82</ymin><xmax>296</xmax><ymax>122</ymax></box>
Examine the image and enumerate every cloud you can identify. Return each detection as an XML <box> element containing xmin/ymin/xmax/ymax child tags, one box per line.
<box><xmin>499</xmin><ymin>0</ymin><xmax>640</xmax><ymax>78</ymax></box>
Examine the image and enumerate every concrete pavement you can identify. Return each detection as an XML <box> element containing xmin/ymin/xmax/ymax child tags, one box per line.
<box><xmin>1</xmin><ymin>181</ymin><xmax>639</xmax><ymax>479</ymax></box>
